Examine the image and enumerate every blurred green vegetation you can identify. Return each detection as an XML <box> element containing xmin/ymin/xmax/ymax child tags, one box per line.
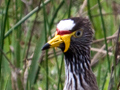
<box><xmin>0</xmin><ymin>0</ymin><xmax>120</xmax><ymax>90</ymax></box>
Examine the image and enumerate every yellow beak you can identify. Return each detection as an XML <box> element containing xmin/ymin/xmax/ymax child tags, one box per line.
<box><xmin>42</xmin><ymin>32</ymin><xmax>75</xmax><ymax>52</ymax></box>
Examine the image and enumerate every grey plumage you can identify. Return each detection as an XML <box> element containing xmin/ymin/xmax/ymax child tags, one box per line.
<box><xmin>63</xmin><ymin>17</ymin><xmax>98</xmax><ymax>90</ymax></box>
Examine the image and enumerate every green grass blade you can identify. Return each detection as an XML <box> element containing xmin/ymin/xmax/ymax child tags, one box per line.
<box><xmin>102</xmin><ymin>70</ymin><xmax>108</xmax><ymax>90</ymax></box>
<box><xmin>42</xmin><ymin>0</ymin><xmax>49</xmax><ymax>90</ymax></box>
<box><xmin>4</xmin><ymin>0</ymin><xmax>50</xmax><ymax>39</ymax></box>
<box><xmin>27</xmin><ymin>28</ymin><xmax>45</xmax><ymax>89</ymax></box>
<box><xmin>49</xmin><ymin>0</ymin><xmax>64</xmax><ymax>29</ymax></box>
<box><xmin>68</xmin><ymin>0</ymin><xmax>72</xmax><ymax>18</ymax></box>
<box><xmin>57</xmin><ymin>54</ymin><xmax>64</xmax><ymax>90</ymax></box>
<box><xmin>97</xmin><ymin>0</ymin><xmax>110</xmax><ymax>72</ymax></box>
<box><xmin>87</xmin><ymin>0</ymin><xmax>93</xmax><ymax>22</ymax></box>
<box><xmin>48</xmin><ymin>1</ymin><xmax>64</xmax><ymax>90</ymax></box>
<box><xmin>0</xmin><ymin>0</ymin><xmax>10</xmax><ymax>80</ymax></box>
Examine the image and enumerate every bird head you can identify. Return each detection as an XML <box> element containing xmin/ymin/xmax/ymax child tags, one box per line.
<box><xmin>42</xmin><ymin>17</ymin><xmax>93</xmax><ymax>53</ymax></box>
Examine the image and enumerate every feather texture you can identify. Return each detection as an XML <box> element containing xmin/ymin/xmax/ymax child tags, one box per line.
<box><xmin>62</xmin><ymin>17</ymin><xmax>98</xmax><ymax>90</ymax></box>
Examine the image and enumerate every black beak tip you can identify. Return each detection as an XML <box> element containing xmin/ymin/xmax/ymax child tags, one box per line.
<box><xmin>42</xmin><ymin>43</ymin><xmax>50</xmax><ymax>50</ymax></box>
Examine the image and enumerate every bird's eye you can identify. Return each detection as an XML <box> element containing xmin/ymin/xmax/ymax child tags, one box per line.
<box><xmin>74</xmin><ymin>30</ymin><xmax>82</xmax><ymax>37</ymax></box>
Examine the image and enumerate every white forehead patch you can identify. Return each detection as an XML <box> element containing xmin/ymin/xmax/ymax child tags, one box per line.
<box><xmin>57</xmin><ymin>19</ymin><xmax>75</xmax><ymax>31</ymax></box>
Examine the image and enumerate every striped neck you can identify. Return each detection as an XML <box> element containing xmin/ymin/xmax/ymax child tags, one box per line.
<box><xmin>63</xmin><ymin>46</ymin><xmax>98</xmax><ymax>90</ymax></box>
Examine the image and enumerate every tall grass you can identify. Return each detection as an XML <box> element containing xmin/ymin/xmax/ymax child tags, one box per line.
<box><xmin>0</xmin><ymin>0</ymin><xmax>120</xmax><ymax>90</ymax></box>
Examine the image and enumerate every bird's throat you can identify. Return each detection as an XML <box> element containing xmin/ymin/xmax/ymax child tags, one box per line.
<box><xmin>63</xmin><ymin>48</ymin><xmax>98</xmax><ymax>90</ymax></box>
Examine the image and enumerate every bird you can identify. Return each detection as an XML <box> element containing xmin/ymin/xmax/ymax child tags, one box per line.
<box><xmin>42</xmin><ymin>17</ymin><xmax>98</xmax><ymax>90</ymax></box>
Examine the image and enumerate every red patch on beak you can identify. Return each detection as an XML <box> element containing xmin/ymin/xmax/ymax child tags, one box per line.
<box><xmin>56</xmin><ymin>28</ymin><xmax>71</xmax><ymax>35</ymax></box>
